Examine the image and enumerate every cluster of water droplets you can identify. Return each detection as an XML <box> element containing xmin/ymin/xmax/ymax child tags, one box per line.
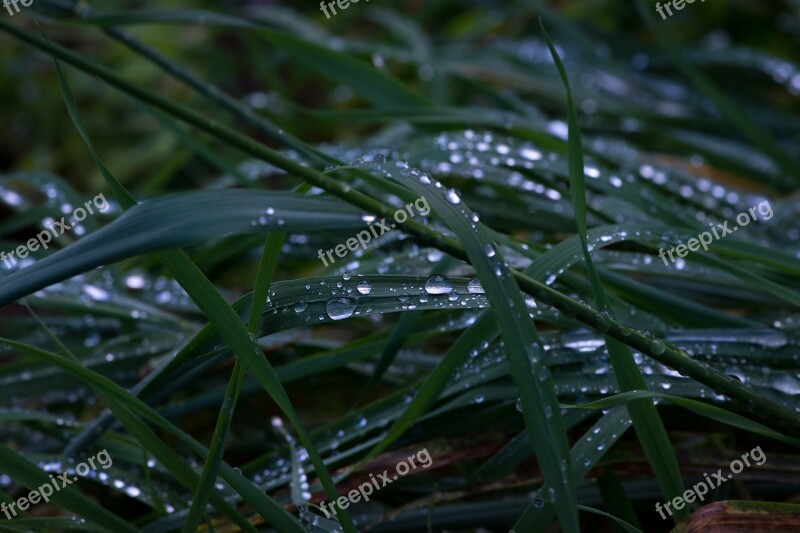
<box><xmin>261</xmin><ymin>273</ymin><xmax>492</xmax><ymax>327</ymax></box>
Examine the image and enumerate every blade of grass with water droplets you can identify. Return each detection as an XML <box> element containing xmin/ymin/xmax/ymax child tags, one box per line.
<box><xmin>186</xmin><ymin>181</ymin><xmax>307</xmax><ymax>530</ymax></box>
<box><xmin>564</xmin><ymin>390</ymin><xmax>800</xmax><ymax>446</ymax></box>
<box><xmin>542</xmin><ymin>18</ymin><xmax>687</xmax><ymax>523</ymax></box>
<box><xmin>354</xmin><ymin>256</ymin><xmax>457</xmax><ymax>408</ymax></box>
<box><xmin>51</xmin><ymin>64</ymin><xmax>352</xmax><ymax>532</ymax></box>
<box><xmin>514</xmin><ymin>406</ymin><xmax>634</xmax><ymax>531</ymax></box>
<box><xmin>378</xmin><ymin>167</ymin><xmax>578</xmax><ymax>531</ymax></box>
<box><xmin>1</xmin><ymin>337</ymin><xmax>306</xmax><ymax>532</ymax></box>
<box><xmin>0</xmin><ymin>443</ymin><xmax>139</xmax><ymax>533</ymax></box>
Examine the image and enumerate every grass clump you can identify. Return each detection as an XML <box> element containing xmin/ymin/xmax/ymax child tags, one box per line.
<box><xmin>0</xmin><ymin>1</ymin><xmax>799</xmax><ymax>531</ymax></box>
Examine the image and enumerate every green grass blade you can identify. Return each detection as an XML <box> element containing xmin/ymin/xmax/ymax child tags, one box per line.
<box><xmin>0</xmin><ymin>337</ymin><xmax>306</xmax><ymax>532</ymax></box>
<box><xmin>541</xmin><ymin>19</ymin><xmax>688</xmax><ymax>522</ymax></box>
<box><xmin>0</xmin><ymin>444</ymin><xmax>139</xmax><ymax>533</ymax></box>
<box><xmin>565</xmin><ymin>391</ymin><xmax>800</xmax><ymax>445</ymax></box>
<box><xmin>377</xmin><ymin>166</ymin><xmax>578</xmax><ymax>531</ymax></box>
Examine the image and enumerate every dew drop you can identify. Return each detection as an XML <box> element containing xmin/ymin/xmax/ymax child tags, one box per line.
<box><xmin>595</xmin><ymin>311</ymin><xmax>612</xmax><ymax>333</ymax></box>
<box><xmin>356</xmin><ymin>280</ymin><xmax>372</xmax><ymax>295</ymax></box>
<box><xmin>424</xmin><ymin>275</ymin><xmax>453</xmax><ymax>294</ymax></box>
<box><xmin>650</xmin><ymin>340</ymin><xmax>666</xmax><ymax>355</ymax></box>
<box><xmin>467</xmin><ymin>278</ymin><xmax>485</xmax><ymax>294</ymax></box>
<box><xmin>325</xmin><ymin>298</ymin><xmax>356</xmax><ymax>320</ymax></box>
<box><xmin>443</xmin><ymin>188</ymin><xmax>462</xmax><ymax>204</ymax></box>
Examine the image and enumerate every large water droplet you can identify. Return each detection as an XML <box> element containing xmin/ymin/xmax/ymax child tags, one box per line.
<box><xmin>424</xmin><ymin>275</ymin><xmax>453</xmax><ymax>294</ymax></box>
<box><xmin>325</xmin><ymin>298</ymin><xmax>356</xmax><ymax>320</ymax></box>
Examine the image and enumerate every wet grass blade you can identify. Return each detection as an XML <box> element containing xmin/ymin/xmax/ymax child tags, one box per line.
<box><xmin>0</xmin><ymin>337</ymin><xmax>306</xmax><ymax>532</ymax></box>
<box><xmin>378</xmin><ymin>166</ymin><xmax>579</xmax><ymax>531</ymax></box>
<box><xmin>0</xmin><ymin>444</ymin><xmax>139</xmax><ymax>532</ymax></box>
<box><xmin>541</xmin><ymin>18</ymin><xmax>687</xmax><ymax>522</ymax></box>
<box><xmin>185</xmin><ymin>196</ymin><xmax>300</xmax><ymax>530</ymax></box>
<box><xmin>51</xmin><ymin>64</ymin><xmax>354</xmax><ymax>532</ymax></box>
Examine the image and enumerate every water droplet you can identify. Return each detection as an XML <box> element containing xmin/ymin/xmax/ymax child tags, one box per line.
<box><xmin>595</xmin><ymin>311</ymin><xmax>612</xmax><ymax>332</ymax></box>
<box><xmin>467</xmin><ymin>278</ymin><xmax>485</xmax><ymax>294</ymax></box>
<box><xmin>424</xmin><ymin>275</ymin><xmax>453</xmax><ymax>294</ymax></box>
<box><xmin>293</xmin><ymin>302</ymin><xmax>308</xmax><ymax>313</ymax></box>
<box><xmin>443</xmin><ymin>188</ymin><xmax>462</xmax><ymax>204</ymax></box>
<box><xmin>650</xmin><ymin>340</ymin><xmax>666</xmax><ymax>355</ymax></box>
<box><xmin>325</xmin><ymin>298</ymin><xmax>356</xmax><ymax>320</ymax></box>
<box><xmin>356</xmin><ymin>280</ymin><xmax>372</xmax><ymax>295</ymax></box>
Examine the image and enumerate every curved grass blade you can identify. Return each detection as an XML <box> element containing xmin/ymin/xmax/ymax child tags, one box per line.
<box><xmin>541</xmin><ymin>18</ymin><xmax>687</xmax><ymax>522</ymax></box>
<box><xmin>50</xmin><ymin>65</ymin><xmax>354</xmax><ymax>532</ymax></box>
<box><xmin>185</xmin><ymin>184</ymin><xmax>303</xmax><ymax>530</ymax></box>
<box><xmin>0</xmin><ymin>337</ymin><xmax>306</xmax><ymax>532</ymax></box>
<box><xmin>0</xmin><ymin>444</ymin><xmax>139</xmax><ymax>533</ymax></box>
<box><xmin>565</xmin><ymin>390</ymin><xmax>800</xmax><ymax>446</ymax></box>
<box><xmin>0</xmin><ymin>190</ymin><xmax>362</xmax><ymax>306</ymax></box>
<box><xmin>514</xmin><ymin>407</ymin><xmax>634</xmax><ymax>530</ymax></box>
<box><xmin>375</xmin><ymin>164</ymin><xmax>579</xmax><ymax>531</ymax></box>
<box><xmin>22</xmin><ymin>302</ymin><xmax>262</xmax><ymax>533</ymax></box>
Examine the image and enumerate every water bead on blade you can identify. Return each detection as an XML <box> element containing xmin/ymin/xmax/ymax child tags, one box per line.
<box><xmin>424</xmin><ymin>274</ymin><xmax>453</xmax><ymax>294</ymax></box>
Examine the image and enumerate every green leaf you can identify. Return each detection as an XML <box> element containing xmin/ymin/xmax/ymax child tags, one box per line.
<box><xmin>541</xmin><ymin>19</ymin><xmax>688</xmax><ymax>522</ymax></box>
